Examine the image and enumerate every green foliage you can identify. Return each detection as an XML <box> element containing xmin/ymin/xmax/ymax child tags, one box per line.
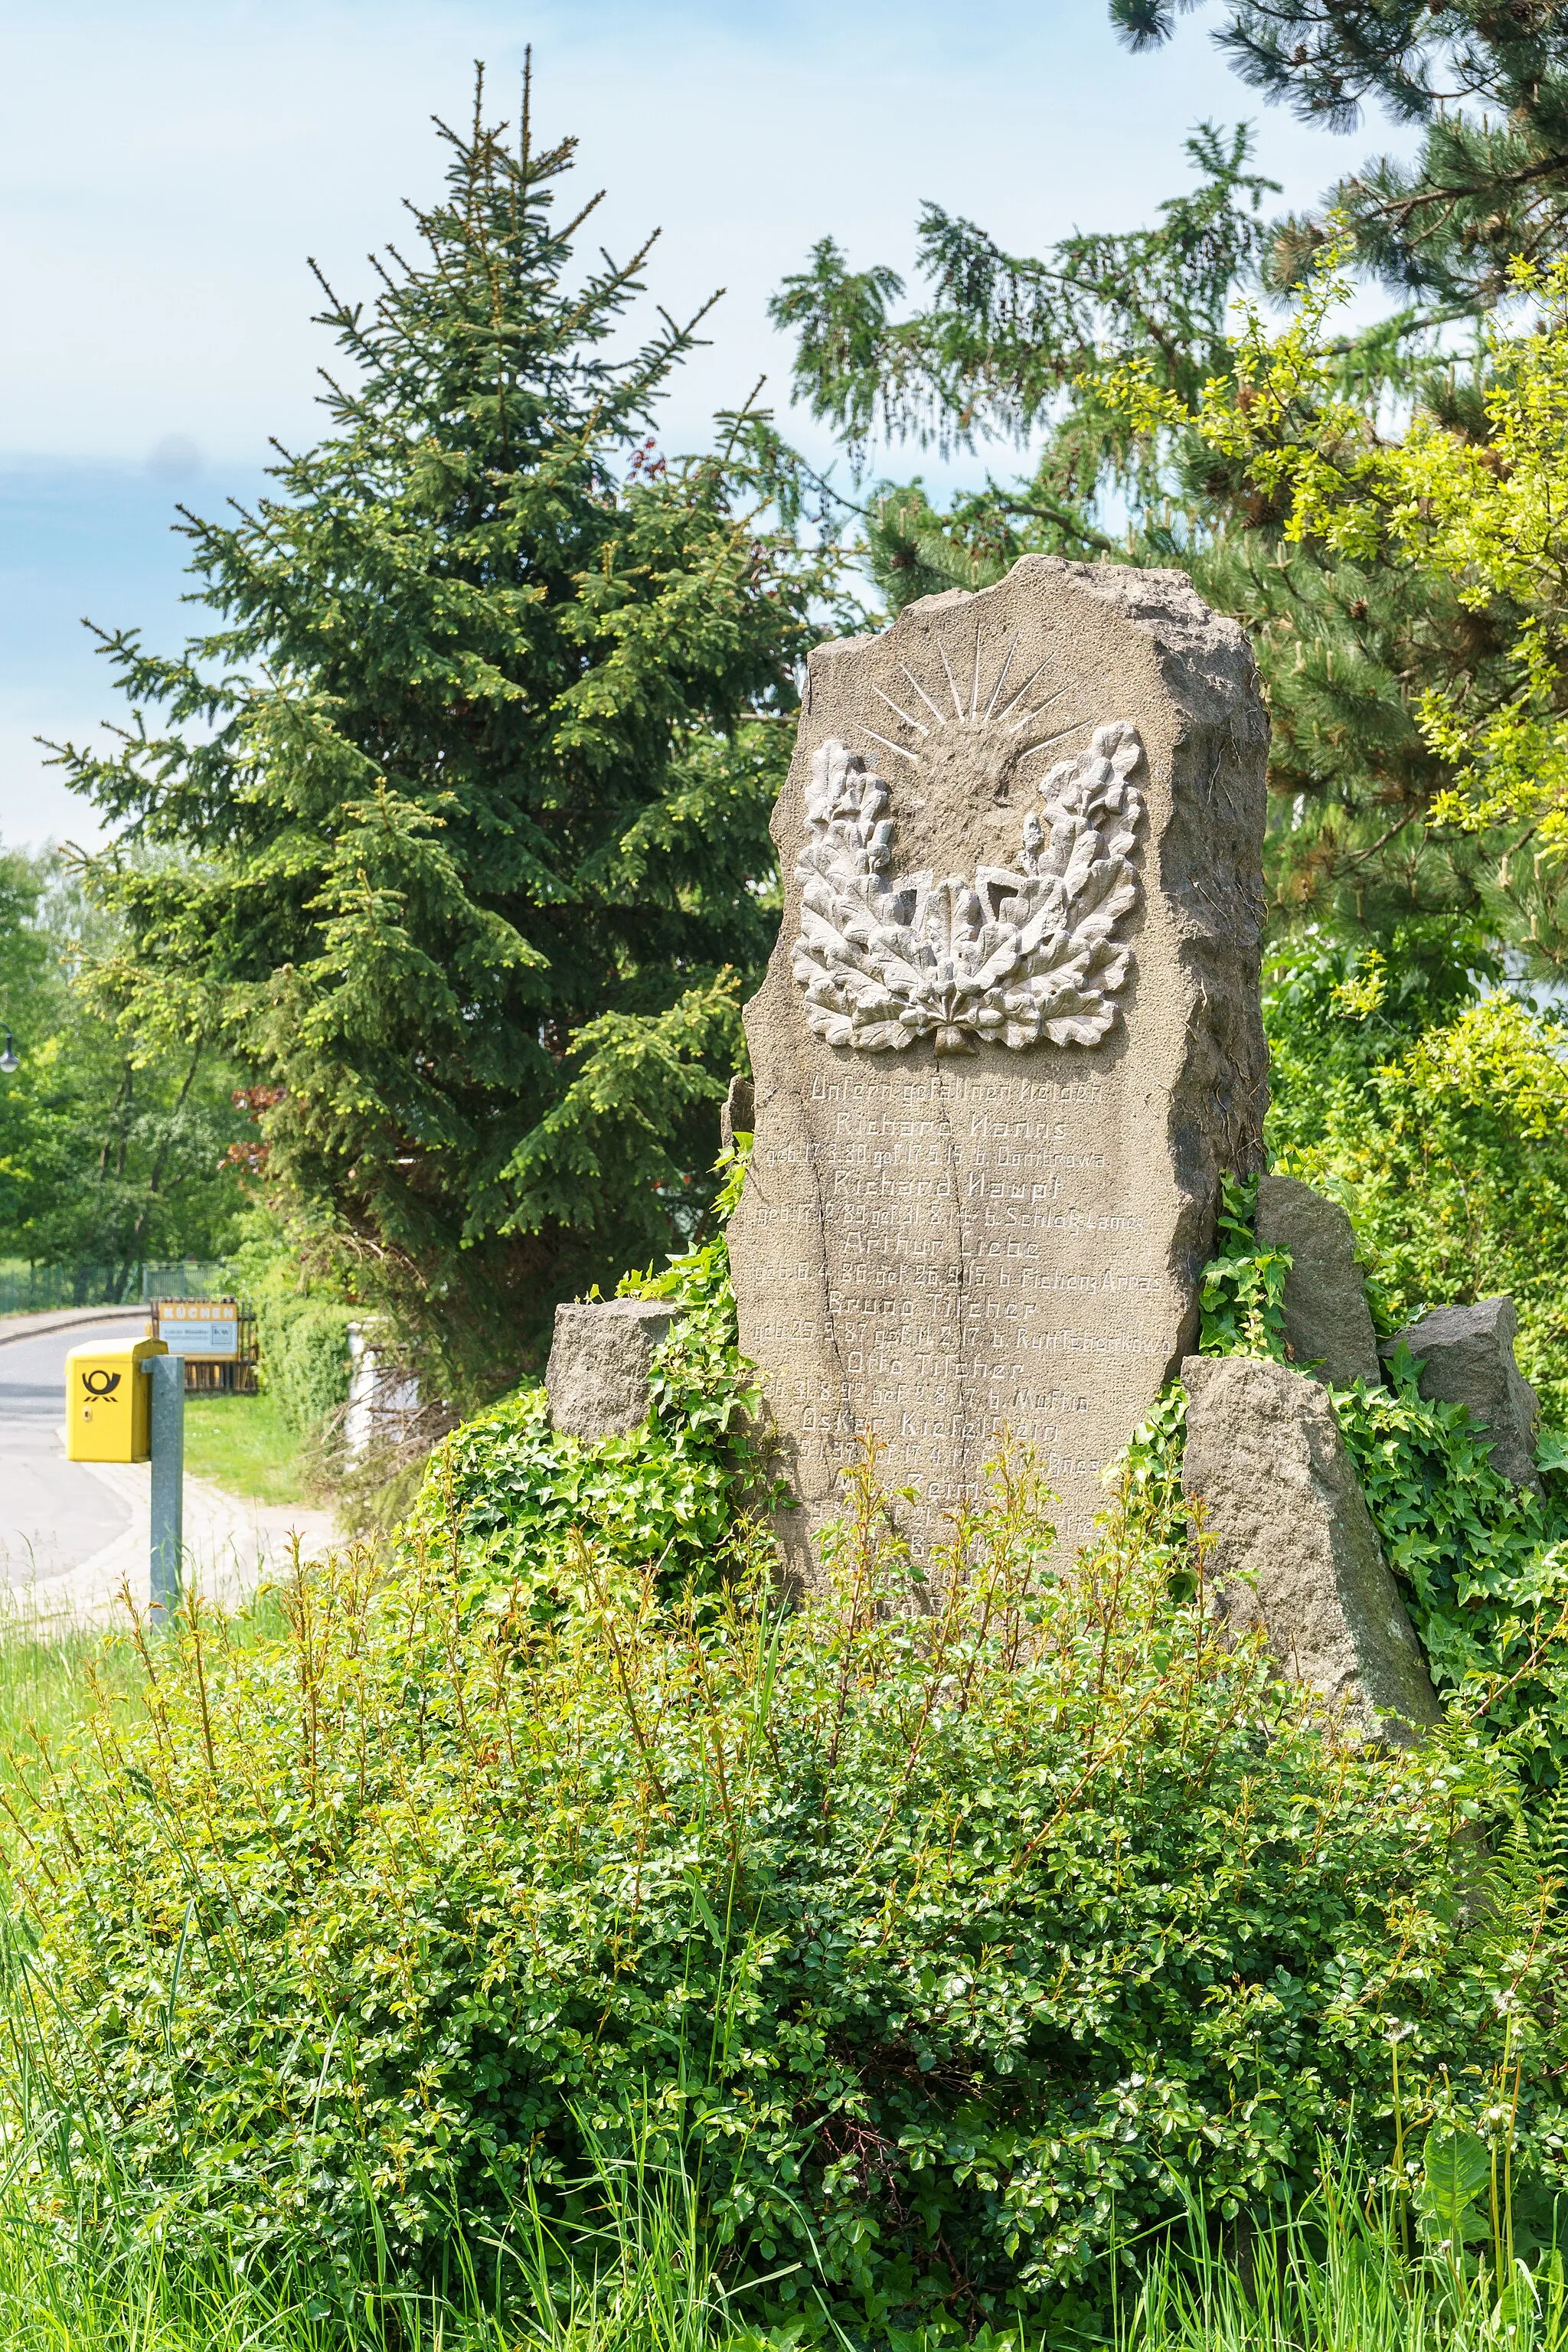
<box><xmin>263</xmin><ymin>1302</ymin><xmax>354</xmax><ymax>1438</ymax></box>
<box><xmin>1108</xmin><ymin>0</ymin><xmax>1568</xmax><ymax>317</ymax></box>
<box><xmin>224</xmin><ymin>1209</ymin><xmax>354</xmax><ymax>1439</ymax></box>
<box><xmin>1264</xmin><ymin>937</ymin><xmax>1568</xmax><ymax>1421</ymax></box>
<box><xmin>1118</xmin><ymin>2151</ymin><xmax>1568</xmax><ymax>2350</ymax></box>
<box><xmin>0</xmin><ymin>1605</ymin><xmax>139</xmax><ymax>1802</ymax></box>
<box><xmin>1188</xmin><ymin>527</ymin><xmax>1512</xmax><ymax>944</ymax></box>
<box><xmin>407</xmin><ymin>1146</ymin><xmax>766</xmax><ymax>1592</ymax></box>
<box><xmin>770</xmin><ymin>125</ymin><xmax>1276</xmax><ymax>485</ymax></box>
<box><xmin>770</xmin><ymin>124</ymin><xmax>1280</xmax><ymax>619</ymax></box>
<box><xmin>1127</xmin><ymin>240</ymin><xmax>1568</xmax><ymax>867</ymax></box>
<box><xmin>0</xmin><ymin>2132</ymin><xmax>1560</xmax><ymax>2352</ymax></box>
<box><xmin>1415</xmin><ymin>2119</ymin><xmax>1494</xmax><ymax>2256</ymax></box>
<box><xmin>46</xmin><ymin>70</ymin><xmax>844</xmax><ymax>1395</ymax></box>
<box><xmin>0</xmin><ymin>844</ymin><xmax>50</xmax><ymax>1053</ymax></box>
<box><xmin>773</xmin><ymin>60</ymin><xmax>1566</xmax><ymax>949</ymax></box>
<box><xmin>0</xmin><ymin>851</ymin><xmax>249</xmax><ymax>1281</ymax></box>
<box><xmin>7</xmin><ymin>1150</ymin><xmax>1568</xmax><ymax>2332</ymax></box>
<box><xmin>1140</xmin><ymin>1154</ymin><xmax>1568</xmax><ymax>1788</ymax></box>
<box><xmin>6</xmin><ymin>1446</ymin><xmax>1561</xmax><ymax>2329</ymax></box>
<box><xmin>1197</xmin><ymin>1171</ymin><xmax>1289</xmax><ymax>1357</ymax></box>
<box><xmin>1336</xmin><ymin>1357</ymin><xmax>1568</xmax><ymax>1788</ymax></box>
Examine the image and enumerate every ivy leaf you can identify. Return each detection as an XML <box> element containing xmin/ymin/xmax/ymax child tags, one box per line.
<box><xmin>1537</xmin><ymin>1429</ymin><xmax>1568</xmax><ymax>1477</ymax></box>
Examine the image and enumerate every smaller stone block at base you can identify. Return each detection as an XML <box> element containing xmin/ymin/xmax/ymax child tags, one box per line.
<box><xmin>1254</xmin><ymin>1174</ymin><xmax>1380</xmax><ymax>1389</ymax></box>
<box><xmin>1182</xmin><ymin>1354</ymin><xmax>1441</xmax><ymax>1747</ymax></box>
<box><xmin>545</xmin><ymin>1299</ymin><xmax>677</xmax><ymax>1442</ymax></box>
<box><xmin>1382</xmin><ymin>1296</ymin><xmax>1540</xmax><ymax>1491</ymax></box>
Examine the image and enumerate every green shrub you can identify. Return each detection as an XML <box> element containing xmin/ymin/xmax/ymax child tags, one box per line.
<box><xmin>1167</xmin><ymin>1174</ymin><xmax>1568</xmax><ymax>1792</ymax></box>
<box><xmin>3</xmin><ymin>1439</ymin><xmax>1562</xmax><ymax>2331</ymax></box>
<box><xmin>1338</xmin><ymin>1361</ymin><xmax>1568</xmax><ymax>1788</ymax></box>
<box><xmin>7</xmin><ymin>1155</ymin><xmax>1566</xmax><ymax>2334</ymax></box>
<box><xmin>1265</xmin><ymin>933</ymin><xmax>1568</xmax><ymax>1420</ymax></box>
<box><xmin>263</xmin><ymin>1298</ymin><xmax>354</xmax><ymax>1436</ymax></box>
<box><xmin>404</xmin><ymin>1152</ymin><xmax>766</xmax><ymax>1591</ymax></box>
<box><xmin>223</xmin><ymin>1210</ymin><xmax>354</xmax><ymax>1439</ymax></box>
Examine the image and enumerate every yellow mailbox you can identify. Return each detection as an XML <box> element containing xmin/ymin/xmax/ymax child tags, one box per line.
<box><xmin>65</xmin><ymin>1337</ymin><xmax>166</xmax><ymax>1464</ymax></box>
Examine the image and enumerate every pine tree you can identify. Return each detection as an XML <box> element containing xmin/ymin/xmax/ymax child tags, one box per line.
<box><xmin>771</xmin><ymin>129</ymin><xmax>1534</xmax><ymax>946</ymax></box>
<box><xmin>51</xmin><ymin>68</ymin><xmax>836</xmax><ymax>1390</ymax></box>
<box><xmin>1109</xmin><ymin>0</ymin><xmax>1568</xmax><ymax>312</ymax></box>
<box><xmin>772</xmin><ymin>124</ymin><xmax>1278</xmax><ymax>557</ymax></box>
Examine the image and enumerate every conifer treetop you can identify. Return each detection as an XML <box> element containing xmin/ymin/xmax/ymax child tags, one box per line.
<box><xmin>46</xmin><ymin>61</ymin><xmax>843</xmax><ymax>1394</ymax></box>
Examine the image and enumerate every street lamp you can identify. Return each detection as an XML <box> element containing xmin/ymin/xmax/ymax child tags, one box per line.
<box><xmin>0</xmin><ymin>1031</ymin><xmax>18</xmax><ymax>1076</ymax></box>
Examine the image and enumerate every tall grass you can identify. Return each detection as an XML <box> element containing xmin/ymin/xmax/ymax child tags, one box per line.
<box><xmin>0</xmin><ymin>2126</ymin><xmax>733</xmax><ymax>2351</ymax></box>
<box><xmin>1116</xmin><ymin>2174</ymin><xmax>1567</xmax><ymax>2352</ymax></box>
<box><xmin>0</xmin><ymin>1598</ymin><xmax>141</xmax><ymax>1795</ymax></box>
<box><xmin>0</xmin><ymin>2148</ymin><xmax>1555</xmax><ymax>2352</ymax></box>
<box><xmin>0</xmin><ymin>2222</ymin><xmax>351</xmax><ymax>2351</ymax></box>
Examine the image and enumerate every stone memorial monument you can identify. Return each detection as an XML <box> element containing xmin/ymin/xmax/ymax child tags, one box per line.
<box><xmin>727</xmin><ymin>556</ymin><xmax>1270</xmax><ymax>1577</ymax></box>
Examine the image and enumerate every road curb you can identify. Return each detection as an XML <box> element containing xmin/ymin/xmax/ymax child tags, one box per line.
<box><xmin>0</xmin><ymin>1304</ymin><xmax>149</xmax><ymax>1349</ymax></box>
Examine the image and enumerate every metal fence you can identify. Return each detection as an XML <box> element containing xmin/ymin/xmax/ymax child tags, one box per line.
<box><xmin>0</xmin><ymin>1262</ymin><xmax>228</xmax><ymax>1317</ymax></box>
<box><xmin>140</xmin><ymin>1264</ymin><xmax>228</xmax><ymax>1304</ymax></box>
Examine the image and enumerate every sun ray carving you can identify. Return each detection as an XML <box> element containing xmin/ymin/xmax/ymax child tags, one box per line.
<box><xmin>792</xmin><ymin>666</ymin><xmax>1146</xmax><ymax>1055</ymax></box>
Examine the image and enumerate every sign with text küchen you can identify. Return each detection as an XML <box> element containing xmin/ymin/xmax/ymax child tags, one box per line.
<box><xmin>155</xmin><ymin>1298</ymin><xmax>240</xmax><ymax>1359</ymax></box>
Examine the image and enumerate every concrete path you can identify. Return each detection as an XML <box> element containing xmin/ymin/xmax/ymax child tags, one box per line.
<box><xmin>0</xmin><ymin>1302</ymin><xmax>151</xmax><ymax>1347</ymax></box>
<box><xmin>0</xmin><ymin>1314</ymin><xmax>338</xmax><ymax>1625</ymax></box>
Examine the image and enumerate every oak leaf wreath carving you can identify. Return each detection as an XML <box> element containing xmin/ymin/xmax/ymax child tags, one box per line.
<box><xmin>792</xmin><ymin>722</ymin><xmax>1145</xmax><ymax>1054</ymax></box>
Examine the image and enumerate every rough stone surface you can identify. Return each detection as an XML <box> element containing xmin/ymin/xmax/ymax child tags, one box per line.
<box><xmin>1383</xmin><ymin>1296</ymin><xmax>1541</xmax><ymax>1489</ymax></box>
<box><xmin>545</xmin><ymin>1300</ymin><xmax>676</xmax><ymax>1442</ymax></box>
<box><xmin>720</xmin><ymin>1076</ymin><xmax>755</xmax><ymax>1153</ymax></box>
<box><xmin>1255</xmin><ymin>1174</ymin><xmax>1381</xmax><ymax>1389</ymax></box>
<box><xmin>727</xmin><ymin>555</ymin><xmax>1270</xmax><ymax>1578</ymax></box>
<box><xmin>1182</xmin><ymin>1354</ymin><xmax>1442</xmax><ymax>1746</ymax></box>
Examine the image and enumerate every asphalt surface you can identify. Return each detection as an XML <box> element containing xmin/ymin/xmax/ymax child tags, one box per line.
<box><xmin>0</xmin><ymin>1311</ymin><xmax>145</xmax><ymax>1583</ymax></box>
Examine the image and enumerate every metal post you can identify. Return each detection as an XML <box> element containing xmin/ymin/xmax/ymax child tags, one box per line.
<box><xmin>149</xmin><ymin>1353</ymin><xmax>184</xmax><ymax>1619</ymax></box>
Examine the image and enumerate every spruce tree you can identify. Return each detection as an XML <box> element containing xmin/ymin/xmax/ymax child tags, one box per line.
<box><xmin>53</xmin><ymin>69</ymin><xmax>835</xmax><ymax>1390</ymax></box>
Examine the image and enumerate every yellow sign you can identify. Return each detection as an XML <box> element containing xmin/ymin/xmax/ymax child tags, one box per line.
<box><xmin>65</xmin><ymin>1338</ymin><xmax>167</xmax><ymax>1464</ymax></box>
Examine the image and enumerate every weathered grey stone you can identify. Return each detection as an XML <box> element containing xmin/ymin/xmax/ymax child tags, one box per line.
<box><xmin>1182</xmin><ymin>1354</ymin><xmax>1442</xmax><ymax>1746</ymax></box>
<box><xmin>545</xmin><ymin>1300</ymin><xmax>676</xmax><ymax>1442</ymax></box>
<box><xmin>727</xmin><ymin>554</ymin><xmax>1270</xmax><ymax>1579</ymax></box>
<box><xmin>1383</xmin><ymin>1296</ymin><xmax>1541</xmax><ymax>1489</ymax></box>
<box><xmin>720</xmin><ymin>1075</ymin><xmax>755</xmax><ymax>1152</ymax></box>
<box><xmin>1255</xmin><ymin>1173</ymin><xmax>1380</xmax><ymax>1389</ymax></box>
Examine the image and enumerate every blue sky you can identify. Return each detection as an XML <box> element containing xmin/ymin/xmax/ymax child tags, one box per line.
<box><xmin>0</xmin><ymin>0</ymin><xmax>1414</xmax><ymax>849</ymax></box>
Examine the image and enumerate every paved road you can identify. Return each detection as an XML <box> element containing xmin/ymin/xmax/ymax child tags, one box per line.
<box><xmin>0</xmin><ymin>1308</ymin><xmax>337</xmax><ymax>1619</ymax></box>
<box><xmin>0</xmin><ymin>1312</ymin><xmax>144</xmax><ymax>1583</ymax></box>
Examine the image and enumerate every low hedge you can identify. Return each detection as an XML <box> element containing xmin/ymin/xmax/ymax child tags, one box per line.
<box><xmin>4</xmin><ymin>1442</ymin><xmax>1560</xmax><ymax>2329</ymax></box>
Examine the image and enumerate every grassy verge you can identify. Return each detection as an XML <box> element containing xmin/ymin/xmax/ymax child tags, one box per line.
<box><xmin>0</xmin><ymin>1602</ymin><xmax>139</xmax><ymax>1779</ymax></box>
<box><xmin>0</xmin><ymin>2142</ymin><xmax>1552</xmax><ymax>2352</ymax></box>
<box><xmin>183</xmin><ymin>1390</ymin><xmax>312</xmax><ymax>1507</ymax></box>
